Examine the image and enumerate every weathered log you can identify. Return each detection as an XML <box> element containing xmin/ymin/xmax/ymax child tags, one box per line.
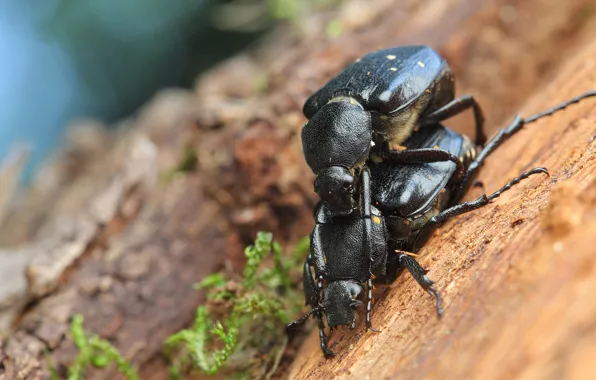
<box><xmin>0</xmin><ymin>0</ymin><xmax>595</xmax><ymax>379</ymax></box>
<box><xmin>288</xmin><ymin>35</ymin><xmax>596</xmax><ymax>380</ymax></box>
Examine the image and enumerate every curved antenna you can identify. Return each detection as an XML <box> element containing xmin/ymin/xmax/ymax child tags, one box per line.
<box><xmin>286</xmin><ymin>305</ymin><xmax>323</xmax><ymax>332</ymax></box>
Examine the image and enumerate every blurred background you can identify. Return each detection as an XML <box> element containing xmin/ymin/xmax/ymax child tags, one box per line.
<box><xmin>0</xmin><ymin>0</ymin><xmax>327</xmax><ymax>182</ymax></box>
<box><xmin>1</xmin><ymin>0</ymin><xmax>596</xmax><ymax>378</ymax></box>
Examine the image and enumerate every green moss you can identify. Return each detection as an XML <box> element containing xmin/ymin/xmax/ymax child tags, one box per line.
<box><xmin>165</xmin><ymin>231</ymin><xmax>309</xmax><ymax>378</ymax></box>
<box><xmin>325</xmin><ymin>19</ymin><xmax>343</xmax><ymax>38</ymax></box>
<box><xmin>67</xmin><ymin>315</ymin><xmax>138</xmax><ymax>380</ymax></box>
<box><xmin>176</xmin><ymin>145</ymin><xmax>198</xmax><ymax>173</ymax></box>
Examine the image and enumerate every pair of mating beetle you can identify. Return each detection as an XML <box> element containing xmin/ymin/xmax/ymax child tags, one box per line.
<box><xmin>287</xmin><ymin>45</ymin><xmax>595</xmax><ymax>357</ymax></box>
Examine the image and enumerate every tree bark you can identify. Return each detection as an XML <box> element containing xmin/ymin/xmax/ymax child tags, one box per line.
<box><xmin>0</xmin><ymin>0</ymin><xmax>595</xmax><ymax>379</ymax></box>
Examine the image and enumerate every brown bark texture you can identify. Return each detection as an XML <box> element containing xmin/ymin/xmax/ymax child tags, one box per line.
<box><xmin>0</xmin><ymin>0</ymin><xmax>595</xmax><ymax>379</ymax></box>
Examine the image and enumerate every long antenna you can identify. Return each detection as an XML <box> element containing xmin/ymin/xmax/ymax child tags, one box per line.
<box><xmin>526</xmin><ymin>90</ymin><xmax>596</xmax><ymax>123</ymax></box>
<box><xmin>286</xmin><ymin>305</ymin><xmax>322</xmax><ymax>331</ymax></box>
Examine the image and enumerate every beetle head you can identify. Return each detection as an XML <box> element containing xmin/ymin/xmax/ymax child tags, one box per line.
<box><xmin>314</xmin><ymin>166</ymin><xmax>356</xmax><ymax>216</ymax></box>
<box><xmin>323</xmin><ymin>280</ymin><xmax>363</xmax><ymax>329</ymax></box>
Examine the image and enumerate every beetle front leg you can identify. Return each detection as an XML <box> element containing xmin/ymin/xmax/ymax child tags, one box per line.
<box><xmin>310</xmin><ymin>226</ymin><xmax>329</xmax><ymax>291</ymax></box>
<box><xmin>317</xmin><ymin>311</ymin><xmax>335</xmax><ymax>358</ymax></box>
<box><xmin>302</xmin><ymin>254</ymin><xmax>321</xmax><ymax>308</ymax></box>
<box><xmin>287</xmin><ymin>254</ymin><xmax>321</xmax><ymax>332</ymax></box>
<box><xmin>421</xmin><ymin>94</ymin><xmax>486</xmax><ymax>146</ymax></box>
<box><xmin>397</xmin><ymin>252</ymin><xmax>444</xmax><ymax>317</ymax></box>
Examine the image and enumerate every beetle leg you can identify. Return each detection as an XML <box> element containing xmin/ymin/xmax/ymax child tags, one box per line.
<box><xmin>288</xmin><ymin>304</ymin><xmax>335</xmax><ymax>357</ymax></box>
<box><xmin>387</xmin><ymin>148</ymin><xmax>464</xmax><ymax>184</ymax></box>
<box><xmin>302</xmin><ymin>254</ymin><xmax>321</xmax><ymax>308</ymax></box>
<box><xmin>457</xmin><ymin>90</ymin><xmax>596</xmax><ymax>199</ymax></box>
<box><xmin>421</xmin><ymin>94</ymin><xmax>486</xmax><ymax>146</ymax></box>
<box><xmin>456</xmin><ymin>114</ymin><xmax>525</xmax><ymax>198</ymax></box>
<box><xmin>317</xmin><ymin>311</ymin><xmax>335</xmax><ymax>358</ymax></box>
<box><xmin>287</xmin><ymin>254</ymin><xmax>322</xmax><ymax>330</ymax></box>
<box><xmin>310</xmin><ymin>226</ymin><xmax>329</xmax><ymax>280</ymax></box>
<box><xmin>397</xmin><ymin>252</ymin><xmax>444</xmax><ymax>318</ymax></box>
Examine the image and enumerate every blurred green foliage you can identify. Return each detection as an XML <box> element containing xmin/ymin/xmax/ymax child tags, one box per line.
<box><xmin>67</xmin><ymin>315</ymin><xmax>138</xmax><ymax>380</ymax></box>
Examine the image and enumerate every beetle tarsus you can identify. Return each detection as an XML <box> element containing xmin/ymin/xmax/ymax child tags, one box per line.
<box><xmin>397</xmin><ymin>253</ymin><xmax>443</xmax><ymax>316</ymax></box>
<box><xmin>427</xmin><ymin>286</ymin><xmax>444</xmax><ymax>318</ymax></box>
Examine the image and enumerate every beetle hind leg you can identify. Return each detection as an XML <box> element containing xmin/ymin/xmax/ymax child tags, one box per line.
<box><xmin>397</xmin><ymin>252</ymin><xmax>444</xmax><ymax>317</ymax></box>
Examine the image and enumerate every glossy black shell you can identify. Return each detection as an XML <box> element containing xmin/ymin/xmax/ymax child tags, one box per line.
<box><xmin>369</xmin><ymin>124</ymin><xmax>465</xmax><ymax>218</ymax></box>
<box><xmin>303</xmin><ymin>46</ymin><xmax>454</xmax><ymax>119</ymax></box>
<box><xmin>313</xmin><ymin>204</ymin><xmax>388</xmax><ymax>282</ymax></box>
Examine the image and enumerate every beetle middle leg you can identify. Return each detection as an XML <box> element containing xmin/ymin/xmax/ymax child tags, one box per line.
<box><xmin>421</xmin><ymin>94</ymin><xmax>487</xmax><ymax>146</ymax></box>
<box><xmin>396</xmin><ymin>251</ymin><xmax>444</xmax><ymax>317</ymax></box>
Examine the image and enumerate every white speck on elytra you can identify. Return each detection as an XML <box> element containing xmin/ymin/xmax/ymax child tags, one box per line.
<box><xmin>386</xmin><ymin>54</ymin><xmax>396</xmax><ymax>60</ymax></box>
<box><xmin>417</xmin><ymin>61</ymin><xmax>425</xmax><ymax>67</ymax></box>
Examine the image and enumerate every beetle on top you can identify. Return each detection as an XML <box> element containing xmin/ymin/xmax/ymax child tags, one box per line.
<box><xmin>301</xmin><ymin>46</ymin><xmax>485</xmax><ymax>217</ymax></box>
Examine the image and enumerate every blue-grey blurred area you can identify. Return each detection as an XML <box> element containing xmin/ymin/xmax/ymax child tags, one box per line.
<box><xmin>0</xmin><ymin>0</ymin><xmax>272</xmax><ymax>181</ymax></box>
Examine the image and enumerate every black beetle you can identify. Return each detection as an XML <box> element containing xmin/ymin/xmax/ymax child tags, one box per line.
<box><xmin>289</xmin><ymin>91</ymin><xmax>596</xmax><ymax>357</ymax></box>
<box><xmin>301</xmin><ymin>46</ymin><xmax>486</xmax><ymax>216</ymax></box>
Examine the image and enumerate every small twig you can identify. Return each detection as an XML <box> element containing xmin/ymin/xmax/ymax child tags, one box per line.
<box><xmin>266</xmin><ymin>335</ymin><xmax>289</xmax><ymax>380</ymax></box>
